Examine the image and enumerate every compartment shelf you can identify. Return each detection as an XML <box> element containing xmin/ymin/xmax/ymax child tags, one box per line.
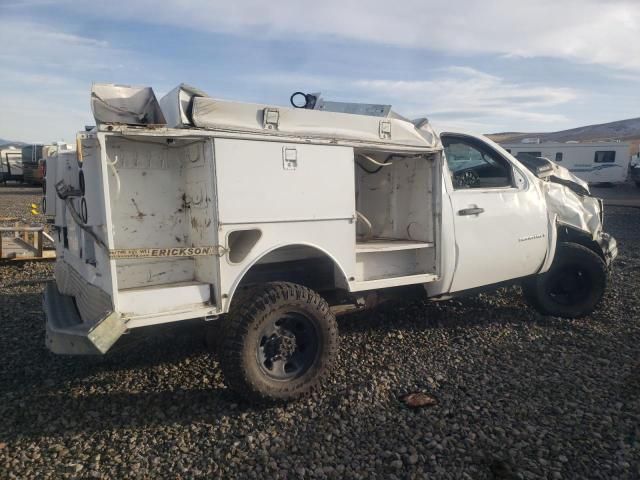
<box><xmin>355</xmin><ymin>239</ymin><xmax>434</xmax><ymax>253</ymax></box>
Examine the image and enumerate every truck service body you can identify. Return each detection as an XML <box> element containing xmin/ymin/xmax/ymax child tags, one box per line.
<box><xmin>43</xmin><ymin>84</ymin><xmax>617</xmax><ymax>401</ymax></box>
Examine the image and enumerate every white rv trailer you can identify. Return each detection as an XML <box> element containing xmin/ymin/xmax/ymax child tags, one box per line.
<box><xmin>500</xmin><ymin>142</ymin><xmax>630</xmax><ymax>184</ymax></box>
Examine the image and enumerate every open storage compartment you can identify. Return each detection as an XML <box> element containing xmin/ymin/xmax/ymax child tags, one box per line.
<box><xmin>354</xmin><ymin>149</ymin><xmax>437</xmax><ymax>283</ymax></box>
<box><xmin>104</xmin><ymin>136</ymin><xmax>218</xmax><ymax>317</ymax></box>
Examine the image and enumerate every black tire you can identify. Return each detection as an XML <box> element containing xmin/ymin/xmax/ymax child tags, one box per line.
<box><xmin>522</xmin><ymin>242</ymin><xmax>607</xmax><ymax>318</ymax></box>
<box><xmin>204</xmin><ymin>286</ymin><xmax>260</xmax><ymax>352</ymax></box>
<box><xmin>218</xmin><ymin>282</ymin><xmax>338</xmax><ymax>402</ymax></box>
<box><xmin>635</xmin><ymin>180</ymin><xmax>640</xmax><ymax>188</ymax></box>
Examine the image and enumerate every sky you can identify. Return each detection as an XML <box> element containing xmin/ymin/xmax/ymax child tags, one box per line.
<box><xmin>0</xmin><ymin>0</ymin><xmax>639</xmax><ymax>143</ymax></box>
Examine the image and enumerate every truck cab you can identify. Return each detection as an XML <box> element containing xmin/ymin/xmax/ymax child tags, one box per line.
<box><xmin>43</xmin><ymin>84</ymin><xmax>617</xmax><ymax>402</ymax></box>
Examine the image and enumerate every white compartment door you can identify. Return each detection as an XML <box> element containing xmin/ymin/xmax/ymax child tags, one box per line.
<box><xmin>213</xmin><ymin>138</ymin><xmax>356</xmax><ymax>312</ymax></box>
<box><xmin>214</xmin><ymin>139</ymin><xmax>355</xmax><ymax>224</ymax></box>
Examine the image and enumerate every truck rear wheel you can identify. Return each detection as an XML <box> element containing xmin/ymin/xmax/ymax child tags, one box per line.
<box><xmin>522</xmin><ymin>242</ymin><xmax>607</xmax><ymax>318</ymax></box>
<box><xmin>218</xmin><ymin>282</ymin><xmax>338</xmax><ymax>402</ymax></box>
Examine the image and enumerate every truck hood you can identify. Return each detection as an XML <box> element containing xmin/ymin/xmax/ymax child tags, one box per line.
<box><xmin>517</xmin><ymin>154</ymin><xmax>590</xmax><ymax>196</ymax></box>
<box><xmin>526</xmin><ymin>159</ymin><xmax>602</xmax><ymax>238</ymax></box>
<box><xmin>542</xmin><ymin>172</ymin><xmax>602</xmax><ymax>239</ymax></box>
<box><xmin>509</xmin><ymin>152</ymin><xmax>600</xmax><ymax>237</ymax></box>
<box><xmin>547</xmin><ymin>162</ymin><xmax>590</xmax><ymax>196</ymax></box>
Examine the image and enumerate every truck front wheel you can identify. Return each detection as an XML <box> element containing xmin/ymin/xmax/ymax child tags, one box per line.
<box><xmin>522</xmin><ymin>242</ymin><xmax>607</xmax><ymax>318</ymax></box>
<box><xmin>219</xmin><ymin>282</ymin><xmax>338</xmax><ymax>402</ymax></box>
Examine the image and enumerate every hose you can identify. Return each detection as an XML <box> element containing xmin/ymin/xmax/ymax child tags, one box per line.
<box><xmin>64</xmin><ymin>197</ymin><xmax>109</xmax><ymax>251</ymax></box>
<box><xmin>55</xmin><ymin>181</ymin><xmax>108</xmax><ymax>251</ymax></box>
<box><xmin>356</xmin><ymin>154</ymin><xmax>395</xmax><ymax>174</ymax></box>
<box><xmin>106</xmin><ymin>154</ymin><xmax>121</xmax><ymax>200</ymax></box>
<box><xmin>356</xmin><ymin>211</ymin><xmax>373</xmax><ymax>241</ymax></box>
<box><xmin>358</xmin><ymin>153</ymin><xmax>393</xmax><ymax>168</ymax></box>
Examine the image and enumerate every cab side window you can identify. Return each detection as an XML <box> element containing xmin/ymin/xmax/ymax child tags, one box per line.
<box><xmin>443</xmin><ymin>137</ymin><xmax>513</xmax><ymax>189</ymax></box>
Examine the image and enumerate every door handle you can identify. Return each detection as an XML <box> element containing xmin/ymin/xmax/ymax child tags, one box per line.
<box><xmin>458</xmin><ymin>207</ymin><xmax>484</xmax><ymax>216</ymax></box>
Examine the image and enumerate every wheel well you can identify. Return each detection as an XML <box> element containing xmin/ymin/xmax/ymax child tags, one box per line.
<box><xmin>557</xmin><ymin>225</ymin><xmax>604</xmax><ymax>260</ymax></box>
<box><xmin>231</xmin><ymin>245</ymin><xmax>349</xmax><ymax>306</ymax></box>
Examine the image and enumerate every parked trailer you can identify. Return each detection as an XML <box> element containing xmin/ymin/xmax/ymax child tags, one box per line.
<box><xmin>500</xmin><ymin>142</ymin><xmax>630</xmax><ymax>184</ymax></box>
<box><xmin>0</xmin><ymin>147</ymin><xmax>23</xmax><ymax>183</ymax></box>
<box><xmin>22</xmin><ymin>144</ymin><xmax>55</xmax><ymax>185</ymax></box>
<box><xmin>630</xmin><ymin>154</ymin><xmax>640</xmax><ymax>187</ymax></box>
<box><xmin>44</xmin><ymin>84</ymin><xmax>617</xmax><ymax>402</ymax></box>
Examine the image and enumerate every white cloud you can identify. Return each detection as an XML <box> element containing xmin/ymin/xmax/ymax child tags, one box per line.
<box><xmin>251</xmin><ymin>67</ymin><xmax>578</xmax><ymax>133</ymax></box>
<box><xmin>0</xmin><ymin>21</ymin><xmax>132</xmax><ymax>142</ymax></box>
<box><xmin>57</xmin><ymin>0</ymin><xmax>640</xmax><ymax>72</ymax></box>
<box><xmin>0</xmin><ymin>2</ymin><xmax>623</xmax><ymax>139</ymax></box>
<box><xmin>0</xmin><ymin>95</ymin><xmax>90</xmax><ymax>144</ymax></box>
<box><xmin>0</xmin><ymin>20</ymin><xmax>125</xmax><ymax>71</ymax></box>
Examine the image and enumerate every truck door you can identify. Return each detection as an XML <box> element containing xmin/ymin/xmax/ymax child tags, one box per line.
<box><xmin>441</xmin><ymin>134</ymin><xmax>548</xmax><ymax>292</ymax></box>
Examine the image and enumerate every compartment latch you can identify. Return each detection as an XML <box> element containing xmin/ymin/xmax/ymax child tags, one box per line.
<box><xmin>263</xmin><ymin>108</ymin><xmax>280</xmax><ymax>129</ymax></box>
<box><xmin>283</xmin><ymin>147</ymin><xmax>298</xmax><ymax>170</ymax></box>
<box><xmin>379</xmin><ymin>120</ymin><xmax>392</xmax><ymax>139</ymax></box>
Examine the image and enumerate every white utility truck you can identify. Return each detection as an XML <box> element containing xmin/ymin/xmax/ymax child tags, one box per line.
<box><xmin>44</xmin><ymin>84</ymin><xmax>618</xmax><ymax>402</ymax></box>
<box><xmin>500</xmin><ymin>141</ymin><xmax>631</xmax><ymax>185</ymax></box>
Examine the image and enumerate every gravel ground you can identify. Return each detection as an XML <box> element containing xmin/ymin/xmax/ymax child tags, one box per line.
<box><xmin>0</xmin><ymin>185</ymin><xmax>47</xmax><ymax>224</ymax></box>
<box><xmin>1</xmin><ymin>186</ymin><xmax>639</xmax><ymax>479</ymax></box>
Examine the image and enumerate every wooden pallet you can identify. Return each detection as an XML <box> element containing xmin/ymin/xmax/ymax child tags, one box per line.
<box><xmin>0</xmin><ymin>224</ymin><xmax>56</xmax><ymax>261</ymax></box>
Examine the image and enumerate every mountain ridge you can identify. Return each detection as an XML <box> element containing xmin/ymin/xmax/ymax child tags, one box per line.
<box><xmin>488</xmin><ymin>117</ymin><xmax>640</xmax><ymax>155</ymax></box>
<box><xmin>0</xmin><ymin>138</ymin><xmax>26</xmax><ymax>148</ymax></box>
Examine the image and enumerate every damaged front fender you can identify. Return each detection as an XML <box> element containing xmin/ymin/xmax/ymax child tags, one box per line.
<box><xmin>539</xmin><ymin>162</ymin><xmax>601</xmax><ymax>240</ymax></box>
<box><xmin>540</xmin><ymin>163</ymin><xmax>617</xmax><ymax>266</ymax></box>
<box><xmin>543</xmin><ymin>180</ymin><xmax>602</xmax><ymax>240</ymax></box>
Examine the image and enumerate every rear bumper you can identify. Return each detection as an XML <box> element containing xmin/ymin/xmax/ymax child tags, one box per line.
<box><xmin>43</xmin><ymin>281</ymin><xmax>126</xmax><ymax>355</ymax></box>
<box><xmin>597</xmin><ymin>232</ymin><xmax>618</xmax><ymax>267</ymax></box>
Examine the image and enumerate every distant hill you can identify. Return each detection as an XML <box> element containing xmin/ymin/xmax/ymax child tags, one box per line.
<box><xmin>488</xmin><ymin>117</ymin><xmax>640</xmax><ymax>155</ymax></box>
<box><xmin>0</xmin><ymin>139</ymin><xmax>26</xmax><ymax>149</ymax></box>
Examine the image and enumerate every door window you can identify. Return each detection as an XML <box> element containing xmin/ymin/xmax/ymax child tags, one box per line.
<box><xmin>443</xmin><ymin>137</ymin><xmax>513</xmax><ymax>189</ymax></box>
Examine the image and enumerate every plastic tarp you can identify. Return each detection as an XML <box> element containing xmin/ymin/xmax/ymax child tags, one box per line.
<box><xmin>91</xmin><ymin>84</ymin><xmax>166</xmax><ymax>126</ymax></box>
<box><xmin>190</xmin><ymin>96</ymin><xmax>441</xmax><ymax>150</ymax></box>
<box><xmin>159</xmin><ymin>83</ymin><xmax>209</xmax><ymax>128</ymax></box>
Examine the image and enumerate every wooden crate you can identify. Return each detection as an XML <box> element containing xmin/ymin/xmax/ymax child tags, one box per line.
<box><xmin>0</xmin><ymin>224</ymin><xmax>56</xmax><ymax>261</ymax></box>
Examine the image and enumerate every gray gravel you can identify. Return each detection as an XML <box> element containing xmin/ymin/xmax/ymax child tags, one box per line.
<box><xmin>1</xmin><ymin>186</ymin><xmax>639</xmax><ymax>479</ymax></box>
<box><xmin>0</xmin><ymin>185</ymin><xmax>47</xmax><ymax>224</ymax></box>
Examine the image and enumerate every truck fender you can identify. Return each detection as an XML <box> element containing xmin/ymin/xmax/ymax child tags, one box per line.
<box><xmin>538</xmin><ymin>213</ymin><xmax>558</xmax><ymax>274</ymax></box>
<box><xmin>225</xmin><ymin>242</ymin><xmax>350</xmax><ymax>312</ymax></box>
